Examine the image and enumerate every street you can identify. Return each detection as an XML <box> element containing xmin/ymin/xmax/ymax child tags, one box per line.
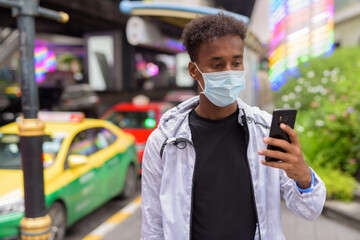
<box><xmin>64</xmin><ymin>184</ymin><xmax>141</xmax><ymax>240</ymax></box>
<box><xmin>66</xmin><ymin>183</ymin><xmax>360</xmax><ymax>240</ymax></box>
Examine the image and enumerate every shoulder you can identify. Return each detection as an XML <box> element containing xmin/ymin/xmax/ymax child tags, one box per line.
<box><xmin>145</xmin><ymin>128</ymin><xmax>167</xmax><ymax>153</ymax></box>
<box><xmin>250</xmin><ymin>106</ymin><xmax>272</xmax><ymax>126</ymax></box>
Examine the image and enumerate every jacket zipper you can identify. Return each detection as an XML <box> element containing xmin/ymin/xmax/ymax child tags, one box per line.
<box><xmin>189</xmin><ymin>141</ymin><xmax>196</xmax><ymax>240</ymax></box>
<box><xmin>241</xmin><ymin>110</ymin><xmax>262</xmax><ymax>240</ymax></box>
<box><xmin>168</xmin><ymin>137</ymin><xmax>196</xmax><ymax>240</ymax></box>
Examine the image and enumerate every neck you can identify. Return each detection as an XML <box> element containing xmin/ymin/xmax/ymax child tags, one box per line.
<box><xmin>195</xmin><ymin>95</ymin><xmax>238</xmax><ymax>120</ymax></box>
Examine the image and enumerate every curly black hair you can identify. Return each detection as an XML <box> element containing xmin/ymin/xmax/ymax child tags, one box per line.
<box><xmin>181</xmin><ymin>13</ymin><xmax>247</xmax><ymax>62</ymax></box>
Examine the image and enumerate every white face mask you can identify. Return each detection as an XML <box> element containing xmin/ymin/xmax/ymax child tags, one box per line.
<box><xmin>194</xmin><ymin>63</ymin><xmax>246</xmax><ymax>107</ymax></box>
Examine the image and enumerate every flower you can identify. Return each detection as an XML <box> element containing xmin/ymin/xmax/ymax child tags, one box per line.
<box><xmin>329</xmin><ymin>114</ymin><xmax>336</xmax><ymax>121</ymax></box>
<box><xmin>307</xmin><ymin>71</ymin><xmax>315</xmax><ymax>78</ymax></box>
<box><xmin>296</xmin><ymin>125</ymin><xmax>304</xmax><ymax>132</ymax></box>
<box><xmin>349</xmin><ymin>159</ymin><xmax>357</xmax><ymax>165</ymax></box>
<box><xmin>315</xmin><ymin>120</ymin><xmax>325</xmax><ymax>127</ymax></box>
<box><xmin>283</xmin><ymin>104</ymin><xmax>290</xmax><ymax>109</ymax></box>
<box><xmin>282</xmin><ymin>95</ymin><xmax>289</xmax><ymax>102</ymax></box>
<box><xmin>341</xmin><ymin>95</ymin><xmax>347</xmax><ymax>100</ymax></box>
<box><xmin>295</xmin><ymin>102</ymin><xmax>301</xmax><ymax>108</ymax></box>
<box><xmin>348</xmin><ymin>107</ymin><xmax>354</xmax><ymax>113</ymax></box>
<box><xmin>311</xmin><ymin>101</ymin><xmax>319</xmax><ymax>108</ymax></box>
<box><xmin>321</xmin><ymin>78</ymin><xmax>328</xmax><ymax>84</ymax></box>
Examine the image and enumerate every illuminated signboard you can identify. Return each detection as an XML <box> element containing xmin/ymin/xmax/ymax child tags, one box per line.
<box><xmin>269</xmin><ymin>0</ymin><xmax>334</xmax><ymax>90</ymax></box>
<box><xmin>34</xmin><ymin>46</ymin><xmax>56</xmax><ymax>83</ymax></box>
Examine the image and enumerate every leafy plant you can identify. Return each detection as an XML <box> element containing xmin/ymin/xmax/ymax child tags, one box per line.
<box><xmin>274</xmin><ymin>46</ymin><xmax>360</xmax><ymax>200</ymax></box>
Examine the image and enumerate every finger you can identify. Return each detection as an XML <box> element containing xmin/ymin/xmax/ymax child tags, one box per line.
<box><xmin>260</xmin><ymin>159</ymin><xmax>289</xmax><ymax>171</ymax></box>
<box><xmin>263</xmin><ymin>137</ymin><xmax>292</xmax><ymax>153</ymax></box>
<box><xmin>280</xmin><ymin>123</ymin><xmax>300</xmax><ymax>146</ymax></box>
<box><xmin>258</xmin><ymin>149</ymin><xmax>290</xmax><ymax>163</ymax></box>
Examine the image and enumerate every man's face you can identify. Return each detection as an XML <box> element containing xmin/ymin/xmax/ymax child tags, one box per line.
<box><xmin>189</xmin><ymin>34</ymin><xmax>245</xmax><ymax>89</ymax></box>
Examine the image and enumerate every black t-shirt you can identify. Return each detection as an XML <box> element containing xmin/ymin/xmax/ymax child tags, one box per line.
<box><xmin>189</xmin><ymin>108</ymin><xmax>257</xmax><ymax>240</ymax></box>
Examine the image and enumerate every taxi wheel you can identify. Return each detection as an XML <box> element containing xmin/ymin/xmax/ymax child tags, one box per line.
<box><xmin>49</xmin><ymin>202</ymin><xmax>67</xmax><ymax>240</ymax></box>
<box><xmin>119</xmin><ymin>164</ymin><xmax>137</xmax><ymax>199</ymax></box>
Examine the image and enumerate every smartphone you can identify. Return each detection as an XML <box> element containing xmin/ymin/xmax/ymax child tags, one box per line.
<box><xmin>265</xmin><ymin>109</ymin><xmax>297</xmax><ymax>162</ymax></box>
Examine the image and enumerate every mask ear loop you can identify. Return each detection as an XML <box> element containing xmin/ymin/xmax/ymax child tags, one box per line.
<box><xmin>193</xmin><ymin>62</ymin><xmax>205</xmax><ymax>94</ymax></box>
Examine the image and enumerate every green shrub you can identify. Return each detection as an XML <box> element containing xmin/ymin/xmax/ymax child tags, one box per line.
<box><xmin>274</xmin><ymin>46</ymin><xmax>360</xmax><ymax>200</ymax></box>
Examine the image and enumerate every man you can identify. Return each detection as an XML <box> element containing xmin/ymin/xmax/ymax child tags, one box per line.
<box><xmin>141</xmin><ymin>13</ymin><xmax>326</xmax><ymax>240</ymax></box>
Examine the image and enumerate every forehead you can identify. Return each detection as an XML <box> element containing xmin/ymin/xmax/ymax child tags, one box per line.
<box><xmin>197</xmin><ymin>35</ymin><xmax>244</xmax><ymax>62</ymax></box>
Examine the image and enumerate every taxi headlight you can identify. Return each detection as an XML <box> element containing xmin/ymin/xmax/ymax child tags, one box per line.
<box><xmin>0</xmin><ymin>197</ymin><xmax>24</xmax><ymax>215</ymax></box>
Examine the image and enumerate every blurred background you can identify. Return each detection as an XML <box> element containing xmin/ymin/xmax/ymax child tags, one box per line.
<box><xmin>1</xmin><ymin>0</ymin><xmax>360</xmax><ymax>239</ymax></box>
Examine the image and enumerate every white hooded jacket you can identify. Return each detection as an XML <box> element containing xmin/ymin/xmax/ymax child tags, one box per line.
<box><xmin>141</xmin><ymin>96</ymin><xmax>326</xmax><ymax>240</ymax></box>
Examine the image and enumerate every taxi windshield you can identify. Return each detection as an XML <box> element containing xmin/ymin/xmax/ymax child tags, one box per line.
<box><xmin>0</xmin><ymin>133</ymin><xmax>64</xmax><ymax>169</ymax></box>
<box><xmin>108</xmin><ymin>110</ymin><xmax>157</xmax><ymax>129</ymax></box>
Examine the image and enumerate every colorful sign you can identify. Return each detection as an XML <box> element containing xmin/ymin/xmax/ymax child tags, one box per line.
<box><xmin>34</xmin><ymin>46</ymin><xmax>56</xmax><ymax>83</ymax></box>
<box><xmin>269</xmin><ymin>0</ymin><xmax>334</xmax><ymax>90</ymax></box>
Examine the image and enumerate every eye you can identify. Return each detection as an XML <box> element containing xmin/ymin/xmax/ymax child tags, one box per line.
<box><xmin>212</xmin><ymin>62</ymin><xmax>222</xmax><ymax>68</ymax></box>
<box><xmin>233</xmin><ymin>62</ymin><xmax>242</xmax><ymax>67</ymax></box>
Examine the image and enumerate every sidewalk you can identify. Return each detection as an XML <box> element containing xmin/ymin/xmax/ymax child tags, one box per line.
<box><xmin>281</xmin><ymin>202</ymin><xmax>360</xmax><ymax>240</ymax></box>
<box><xmin>100</xmin><ymin>200</ymin><xmax>360</xmax><ymax>240</ymax></box>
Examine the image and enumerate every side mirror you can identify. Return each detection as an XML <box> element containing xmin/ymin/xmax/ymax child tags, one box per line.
<box><xmin>68</xmin><ymin>154</ymin><xmax>88</xmax><ymax>168</ymax></box>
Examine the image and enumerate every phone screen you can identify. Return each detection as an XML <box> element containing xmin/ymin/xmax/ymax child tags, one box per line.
<box><xmin>265</xmin><ymin>109</ymin><xmax>297</xmax><ymax>162</ymax></box>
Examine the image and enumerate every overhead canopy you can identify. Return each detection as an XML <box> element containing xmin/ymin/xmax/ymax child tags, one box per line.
<box><xmin>0</xmin><ymin>0</ymin><xmax>128</xmax><ymax>37</ymax></box>
<box><xmin>119</xmin><ymin>0</ymin><xmax>250</xmax><ymax>29</ymax></box>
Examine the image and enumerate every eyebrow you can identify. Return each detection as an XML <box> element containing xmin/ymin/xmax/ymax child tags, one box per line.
<box><xmin>233</xmin><ymin>55</ymin><xmax>243</xmax><ymax>59</ymax></box>
<box><xmin>209</xmin><ymin>55</ymin><xmax>243</xmax><ymax>61</ymax></box>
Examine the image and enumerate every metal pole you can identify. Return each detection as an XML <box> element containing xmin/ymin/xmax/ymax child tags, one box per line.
<box><xmin>17</xmin><ymin>14</ymin><xmax>46</xmax><ymax>216</ymax></box>
<box><xmin>17</xmin><ymin>2</ymin><xmax>51</xmax><ymax>238</ymax></box>
<box><xmin>0</xmin><ymin>1</ymin><xmax>68</xmax><ymax>239</ymax></box>
<box><xmin>18</xmin><ymin>15</ymin><xmax>39</xmax><ymax>119</ymax></box>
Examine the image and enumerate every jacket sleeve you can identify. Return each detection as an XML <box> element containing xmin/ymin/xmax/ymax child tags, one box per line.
<box><xmin>141</xmin><ymin>129</ymin><xmax>166</xmax><ymax>240</ymax></box>
<box><xmin>280</xmin><ymin>167</ymin><xmax>326</xmax><ymax>220</ymax></box>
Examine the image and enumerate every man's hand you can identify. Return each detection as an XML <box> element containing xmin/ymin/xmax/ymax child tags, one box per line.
<box><xmin>258</xmin><ymin>123</ymin><xmax>312</xmax><ymax>189</ymax></box>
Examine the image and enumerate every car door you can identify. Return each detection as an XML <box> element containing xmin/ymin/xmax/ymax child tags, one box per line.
<box><xmin>92</xmin><ymin>127</ymin><xmax>126</xmax><ymax>198</ymax></box>
<box><xmin>62</xmin><ymin>128</ymin><xmax>102</xmax><ymax>224</ymax></box>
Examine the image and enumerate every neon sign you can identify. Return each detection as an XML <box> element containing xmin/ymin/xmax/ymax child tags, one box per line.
<box><xmin>34</xmin><ymin>46</ymin><xmax>56</xmax><ymax>83</ymax></box>
<box><xmin>269</xmin><ymin>0</ymin><xmax>334</xmax><ymax>90</ymax></box>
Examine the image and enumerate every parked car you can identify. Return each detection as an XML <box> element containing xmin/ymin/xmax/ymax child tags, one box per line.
<box><xmin>0</xmin><ymin>83</ymin><xmax>63</xmax><ymax>126</ymax></box>
<box><xmin>53</xmin><ymin>84</ymin><xmax>100</xmax><ymax>118</ymax></box>
<box><xmin>101</xmin><ymin>96</ymin><xmax>173</xmax><ymax>174</ymax></box>
<box><xmin>0</xmin><ymin>98</ymin><xmax>21</xmax><ymax>127</ymax></box>
<box><xmin>0</xmin><ymin>111</ymin><xmax>138</xmax><ymax>240</ymax></box>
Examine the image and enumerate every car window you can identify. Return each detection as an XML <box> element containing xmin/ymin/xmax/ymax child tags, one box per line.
<box><xmin>0</xmin><ymin>133</ymin><xmax>64</xmax><ymax>169</ymax></box>
<box><xmin>69</xmin><ymin>129</ymin><xmax>97</xmax><ymax>156</ymax></box>
<box><xmin>94</xmin><ymin>128</ymin><xmax>117</xmax><ymax>150</ymax></box>
<box><xmin>107</xmin><ymin>110</ymin><xmax>157</xmax><ymax>129</ymax></box>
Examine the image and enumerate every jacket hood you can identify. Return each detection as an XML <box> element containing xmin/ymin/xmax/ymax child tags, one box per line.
<box><xmin>157</xmin><ymin>96</ymin><xmax>198</xmax><ymax>140</ymax></box>
<box><xmin>158</xmin><ymin>96</ymin><xmax>271</xmax><ymax>140</ymax></box>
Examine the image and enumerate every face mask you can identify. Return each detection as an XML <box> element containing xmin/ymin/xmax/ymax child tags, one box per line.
<box><xmin>194</xmin><ymin>63</ymin><xmax>246</xmax><ymax>107</ymax></box>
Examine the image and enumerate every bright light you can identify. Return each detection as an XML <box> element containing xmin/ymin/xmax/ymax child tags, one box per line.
<box><xmin>43</xmin><ymin>153</ymin><xmax>54</xmax><ymax>165</ymax></box>
<box><xmin>146</xmin><ymin>63</ymin><xmax>159</xmax><ymax>77</ymax></box>
<box><xmin>269</xmin><ymin>0</ymin><xmax>334</xmax><ymax>90</ymax></box>
<box><xmin>144</xmin><ymin>118</ymin><xmax>156</xmax><ymax>128</ymax></box>
<box><xmin>38</xmin><ymin>111</ymin><xmax>85</xmax><ymax>123</ymax></box>
<box><xmin>34</xmin><ymin>46</ymin><xmax>56</xmax><ymax>83</ymax></box>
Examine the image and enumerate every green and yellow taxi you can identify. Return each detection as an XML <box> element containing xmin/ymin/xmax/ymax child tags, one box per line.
<box><xmin>0</xmin><ymin>112</ymin><xmax>138</xmax><ymax>239</ymax></box>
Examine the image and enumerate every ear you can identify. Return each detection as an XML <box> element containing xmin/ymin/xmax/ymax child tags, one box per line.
<box><xmin>188</xmin><ymin>62</ymin><xmax>199</xmax><ymax>80</ymax></box>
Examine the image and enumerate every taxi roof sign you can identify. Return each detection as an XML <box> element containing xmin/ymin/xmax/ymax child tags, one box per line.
<box><xmin>132</xmin><ymin>95</ymin><xmax>150</xmax><ymax>106</ymax></box>
<box><xmin>38</xmin><ymin>112</ymin><xmax>85</xmax><ymax>123</ymax></box>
